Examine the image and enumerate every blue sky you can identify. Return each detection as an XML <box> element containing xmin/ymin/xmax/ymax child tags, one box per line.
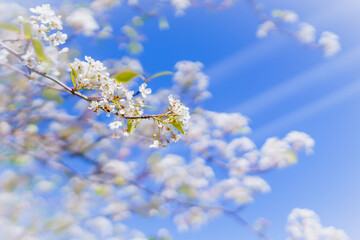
<box><xmin>14</xmin><ymin>0</ymin><xmax>360</xmax><ymax>239</ymax></box>
<box><xmin>129</xmin><ymin>1</ymin><xmax>359</xmax><ymax>239</ymax></box>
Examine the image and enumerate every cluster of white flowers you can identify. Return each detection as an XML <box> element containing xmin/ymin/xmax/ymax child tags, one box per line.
<box><xmin>112</xmin><ymin>56</ymin><xmax>144</xmax><ymax>74</ymax></box>
<box><xmin>168</xmin><ymin>94</ymin><xmax>190</xmax><ymax>126</ymax></box>
<box><xmin>171</xmin><ymin>0</ymin><xmax>191</xmax><ymax>16</ymax></box>
<box><xmin>319</xmin><ymin>32</ymin><xmax>341</xmax><ymax>57</ymax></box>
<box><xmin>279</xmin><ymin>10</ymin><xmax>299</xmax><ymax>23</ymax></box>
<box><xmin>259</xmin><ymin>131</ymin><xmax>314</xmax><ymax>169</ymax></box>
<box><xmin>297</xmin><ymin>23</ymin><xmax>316</xmax><ymax>43</ymax></box>
<box><xmin>257</xmin><ymin>21</ymin><xmax>276</xmax><ymax>38</ymax></box>
<box><xmin>102</xmin><ymin>159</ymin><xmax>136</xmax><ymax>181</ymax></box>
<box><xmin>211</xmin><ymin>176</ymin><xmax>270</xmax><ymax>204</ymax></box>
<box><xmin>29</xmin><ymin>4</ymin><xmax>67</xmax><ymax>46</ymax></box>
<box><xmin>149</xmin><ymin>155</ymin><xmax>214</xmax><ymax>199</ymax></box>
<box><xmin>66</xmin><ymin>8</ymin><xmax>99</xmax><ymax>36</ymax></box>
<box><xmin>91</xmin><ymin>0</ymin><xmax>121</xmax><ymax>12</ymax></box>
<box><xmin>173</xmin><ymin>207</ymin><xmax>219</xmax><ymax>232</ymax></box>
<box><xmin>71</xmin><ymin>56</ymin><xmax>190</xmax><ymax>143</ymax></box>
<box><xmin>72</xmin><ymin>56</ymin><xmax>137</xmax><ymax>115</ymax></box>
<box><xmin>16</xmin><ymin>5</ymin><xmax>69</xmax><ymax>74</ymax></box>
<box><xmin>286</xmin><ymin>208</ymin><xmax>350</xmax><ymax>240</ymax></box>
<box><xmin>71</xmin><ymin>56</ymin><xmax>149</xmax><ymax>137</ymax></box>
<box><xmin>173</xmin><ymin>60</ymin><xmax>211</xmax><ymax>101</ymax></box>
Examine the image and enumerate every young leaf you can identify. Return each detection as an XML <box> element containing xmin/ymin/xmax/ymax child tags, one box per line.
<box><xmin>24</xmin><ymin>23</ymin><xmax>32</xmax><ymax>39</ymax></box>
<box><xmin>171</xmin><ymin>119</ymin><xmax>184</xmax><ymax>134</ymax></box>
<box><xmin>127</xmin><ymin>119</ymin><xmax>140</xmax><ymax>135</ymax></box>
<box><xmin>132</xmin><ymin>16</ymin><xmax>144</xmax><ymax>27</ymax></box>
<box><xmin>113</xmin><ymin>70</ymin><xmax>142</xmax><ymax>83</ymax></box>
<box><xmin>178</xmin><ymin>185</ymin><xmax>196</xmax><ymax>199</ymax></box>
<box><xmin>69</xmin><ymin>64</ymin><xmax>78</xmax><ymax>87</ymax></box>
<box><xmin>69</xmin><ymin>64</ymin><xmax>78</xmax><ymax>78</ymax></box>
<box><xmin>41</xmin><ymin>88</ymin><xmax>63</xmax><ymax>105</ymax></box>
<box><xmin>158</xmin><ymin>17</ymin><xmax>170</xmax><ymax>30</ymax></box>
<box><xmin>0</xmin><ymin>23</ymin><xmax>20</xmax><ymax>33</ymax></box>
<box><xmin>71</xmin><ymin>73</ymin><xmax>76</xmax><ymax>88</ymax></box>
<box><xmin>149</xmin><ymin>71</ymin><xmax>173</xmax><ymax>80</ymax></box>
<box><xmin>285</xmin><ymin>151</ymin><xmax>298</xmax><ymax>164</ymax></box>
<box><xmin>32</xmin><ymin>39</ymin><xmax>48</xmax><ymax>62</ymax></box>
<box><xmin>128</xmin><ymin>41</ymin><xmax>143</xmax><ymax>54</ymax></box>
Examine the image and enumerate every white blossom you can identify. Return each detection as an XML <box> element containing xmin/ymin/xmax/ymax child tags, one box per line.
<box><xmin>257</xmin><ymin>21</ymin><xmax>276</xmax><ymax>38</ymax></box>
<box><xmin>171</xmin><ymin>0</ymin><xmax>191</xmax><ymax>16</ymax></box>
<box><xmin>66</xmin><ymin>8</ymin><xmax>99</xmax><ymax>36</ymax></box>
<box><xmin>297</xmin><ymin>23</ymin><xmax>316</xmax><ymax>43</ymax></box>
<box><xmin>286</xmin><ymin>208</ymin><xmax>349</xmax><ymax>240</ymax></box>
<box><xmin>109</xmin><ymin>121</ymin><xmax>123</xmax><ymax>130</ymax></box>
<box><xmin>281</xmin><ymin>10</ymin><xmax>298</xmax><ymax>23</ymax></box>
<box><xmin>319</xmin><ymin>31</ymin><xmax>341</xmax><ymax>57</ymax></box>
<box><xmin>149</xmin><ymin>140</ymin><xmax>161</xmax><ymax>148</ymax></box>
<box><xmin>139</xmin><ymin>83</ymin><xmax>151</xmax><ymax>98</ymax></box>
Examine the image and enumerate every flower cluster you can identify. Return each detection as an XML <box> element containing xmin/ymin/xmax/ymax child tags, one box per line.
<box><xmin>66</xmin><ymin>8</ymin><xmax>99</xmax><ymax>36</ymax></box>
<box><xmin>286</xmin><ymin>208</ymin><xmax>349</xmax><ymax>240</ymax></box>
<box><xmin>171</xmin><ymin>0</ymin><xmax>191</xmax><ymax>16</ymax></box>
<box><xmin>173</xmin><ymin>61</ymin><xmax>211</xmax><ymax>101</ymax></box>
<box><xmin>168</xmin><ymin>95</ymin><xmax>190</xmax><ymax>127</ymax></box>
<box><xmin>71</xmin><ymin>57</ymin><xmax>190</xmax><ymax>143</ymax></box>
<box><xmin>29</xmin><ymin>4</ymin><xmax>67</xmax><ymax>46</ymax></box>
<box><xmin>71</xmin><ymin>57</ymin><xmax>142</xmax><ymax>133</ymax></box>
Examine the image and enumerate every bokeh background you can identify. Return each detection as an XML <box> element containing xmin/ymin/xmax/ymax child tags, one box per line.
<box><xmin>10</xmin><ymin>0</ymin><xmax>360</xmax><ymax>239</ymax></box>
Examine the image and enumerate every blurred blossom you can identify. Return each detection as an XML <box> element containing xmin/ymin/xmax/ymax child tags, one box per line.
<box><xmin>171</xmin><ymin>0</ymin><xmax>191</xmax><ymax>16</ymax></box>
<box><xmin>319</xmin><ymin>31</ymin><xmax>341</xmax><ymax>57</ymax></box>
<box><xmin>257</xmin><ymin>21</ymin><xmax>276</xmax><ymax>38</ymax></box>
<box><xmin>286</xmin><ymin>208</ymin><xmax>349</xmax><ymax>240</ymax></box>
<box><xmin>66</xmin><ymin>8</ymin><xmax>99</xmax><ymax>36</ymax></box>
<box><xmin>297</xmin><ymin>23</ymin><xmax>316</xmax><ymax>43</ymax></box>
<box><xmin>281</xmin><ymin>10</ymin><xmax>299</xmax><ymax>23</ymax></box>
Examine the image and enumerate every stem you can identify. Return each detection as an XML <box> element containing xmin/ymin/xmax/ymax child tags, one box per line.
<box><xmin>0</xmin><ymin>39</ymin><xmax>173</xmax><ymax>121</ymax></box>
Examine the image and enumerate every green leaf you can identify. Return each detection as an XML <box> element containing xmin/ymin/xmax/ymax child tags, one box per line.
<box><xmin>158</xmin><ymin>17</ymin><xmax>169</xmax><ymax>30</ymax></box>
<box><xmin>94</xmin><ymin>187</ymin><xmax>106</xmax><ymax>196</ymax></box>
<box><xmin>24</xmin><ymin>23</ymin><xmax>32</xmax><ymax>39</ymax></box>
<box><xmin>171</xmin><ymin>119</ymin><xmax>184</xmax><ymax>134</ymax></box>
<box><xmin>113</xmin><ymin>70</ymin><xmax>141</xmax><ymax>83</ymax></box>
<box><xmin>69</xmin><ymin>64</ymin><xmax>78</xmax><ymax>87</ymax></box>
<box><xmin>71</xmin><ymin>73</ymin><xmax>76</xmax><ymax>88</ymax></box>
<box><xmin>69</xmin><ymin>64</ymin><xmax>78</xmax><ymax>78</ymax></box>
<box><xmin>127</xmin><ymin>119</ymin><xmax>140</xmax><ymax>135</ymax></box>
<box><xmin>149</xmin><ymin>71</ymin><xmax>173</xmax><ymax>80</ymax></box>
<box><xmin>132</xmin><ymin>16</ymin><xmax>144</xmax><ymax>27</ymax></box>
<box><xmin>58</xmin><ymin>126</ymin><xmax>83</xmax><ymax>139</ymax></box>
<box><xmin>178</xmin><ymin>185</ymin><xmax>196</xmax><ymax>199</ymax></box>
<box><xmin>271</xmin><ymin>9</ymin><xmax>283</xmax><ymax>18</ymax></box>
<box><xmin>41</xmin><ymin>88</ymin><xmax>63</xmax><ymax>105</ymax></box>
<box><xmin>0</xmin><ymin>23</ymin><xmax>20</xmax><ymax>33</ymax></box>
<box><xmin>123</xmin><ymin>25</ymin><xmax>138</xmax><ymax>38</ymax></box>
<box><xmin>285</xmin><ymin>151</ymin><xmax>298</xmax><ymax>164</ymax></box>
<box><xmin>128</xmin><ymin>41</ymin><xmax>143</xmax><ymax>54</ymax></box>
<box><xmin>32</xmin><ymin>39</ymin><xmax>48</xmax><ymax>62</ymax></box>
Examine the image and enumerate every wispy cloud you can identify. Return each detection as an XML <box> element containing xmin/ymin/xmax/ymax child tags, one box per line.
<box><xmin>250</xmin><ymin>78</ymin><xmax>360</xmax><ymax>141</ymax></box>
<box><xmin>229</xmin><ymin>45</ymin><xmax>360</xmax><ymax>116</ymax></box>
<box><xmin>205</xmin><ymin>38</ymin><xmax>285</xmax><ymax>84</ymax></box>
